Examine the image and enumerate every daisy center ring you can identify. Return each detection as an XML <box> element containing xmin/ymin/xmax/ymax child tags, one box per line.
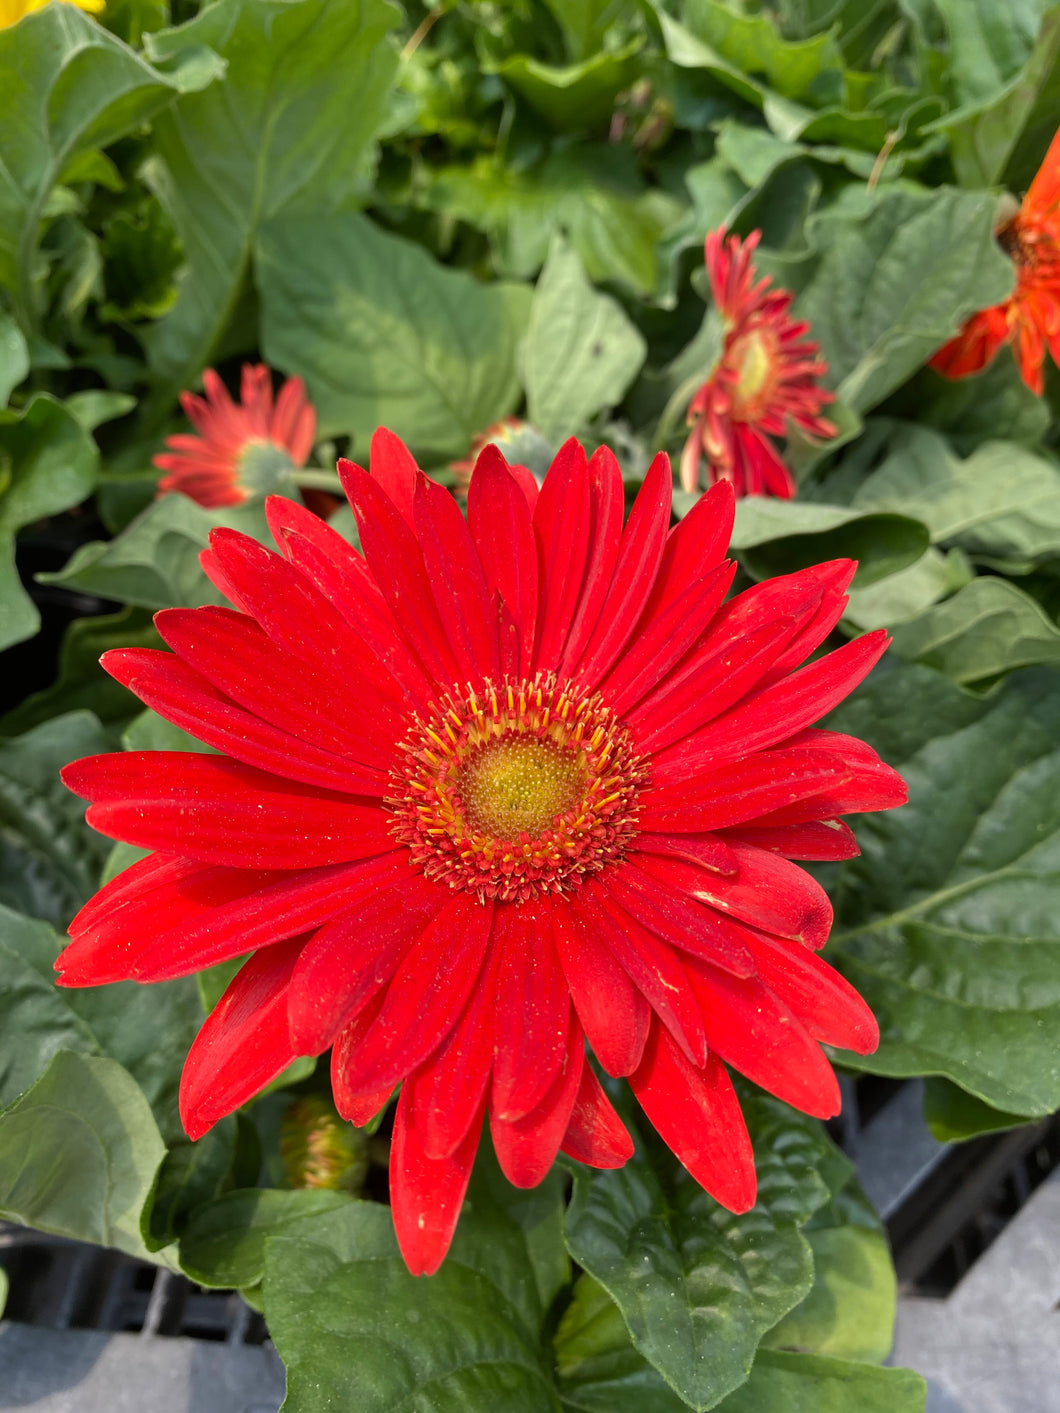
<box><xmin>390</xmin><ymin>676</ymin><xmax>647</xmax><ymax>904</ymax></box>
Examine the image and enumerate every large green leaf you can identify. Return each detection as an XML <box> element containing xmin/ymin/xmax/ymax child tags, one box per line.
<box><xmin>563</xmin><ymin>1095</ymin><xmax>846</xmax><ymax>1410</ymax></box>
<box><xmin>0</xmin><ymin>3</ymin><xmax>219</xmax><ymax>333</ymax></box>
<box><xmin>523</xmin><ymin>237</ymin><xmax>646</xmax><ymax>446</ymax></box>
<box><xmin>257</xmin><ymin>211</ymin><xmax>532</xmax><ymax>460</ymax></box>
<box><xmin>492</xmin><ymin>41</ymin><xmax>644</xmax><ymax>131</ymax></box>
<box><xmin>180</xmin><ymin>1188</ymin><xmax>356</xmax><ymax>1289</ymax></box>
<box><xmin>423</xmin><ymin>149</ymin><xmax>682</xmax><ymax>297</ymax></box>
<box><xmin>0</xmin><ymin>395</ymin><xmax>99</xmax><ymax>651</ymax></box>
<box><xmin>726</xmin><ymin>499</ymin><xmax>929</xmax><ymax>588</ymax></box>
<box><xmin>928</xmin><ymin>2</ymin><xmax>1060</xmax><ymax>186</ymax></box>
<box><xmin>677</xmin><ymin>0</ymin><xmax>846</xmax><ymax>105</ymax></box>
<box><xmin>140</xmin><ymin>0</ymin><xmax>400</xmax><ymax>420</ymax></box>
<box><xmin>852</xmin><ymin>426</ymin><xmax>1060</xmax><ymax>567</ymax></box>
<box><xmin>711</xmin><ymin>1351</ymin><xmax>925</xmax><ymax>1412</ymax></box>
<box><xmin>0</xmin><ymin>1049</ymin><xmax>166</xmax><ymax>1261</ymax></box>
<box><xmin>764</xmin><ymin>1174</ymin><xmax>895</xmax><ymax>1364</ymax></box>
<box><xmin>541</xmin><ymin>0</ymin><xmax>639</xmax><ymax>60</ymax></box>
<box><xmin>0</xmin><ymin>904</ymin><xmax>203</xmax><ymax>1144</ymax></box>
<box><xmin>827</xmin><ymin>662</ymin><xmax>1060</xmax><ymax>1116</ymax></box>
<box><xmin>0</xmin><ymin>607</ymin><xmax>160</xmax><ymax>735</ymax></box>
<box><xmin>889</xmin><ymin>577</ymin><xmax>1060</xmax><ymax>684</ymax></box>
<box><xmin>776</xmin><ymin>186</ymin><xmax>1013</xmax><ymax>415</ymax></box>
<box><xmin>40</xmin><ymin>492</ymin><xmax>272</xmax><ymax>611</ymax></box>
<box><xmin>0</xmin><ymin>311</ymin><xmax>28</xmax><ymax>407</ymax></box>
<box><xmin>0</xmin><ymin>712</ymin><xmax>111</xmax><ymax>928</ymax></box>
<box><xmin>263</xmin><ymin>1198</ymin><xmax>557</xmax><ymax>1412</ymax></box>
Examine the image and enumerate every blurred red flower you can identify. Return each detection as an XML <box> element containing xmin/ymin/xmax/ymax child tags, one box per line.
<box><xmin>682</xmin><ymin>229</ymin><xmax>836</xmax><ymax>499</ymax></box>
<box><xmin>932</xmin><ymin>128</ymin><xmax>1060</xmax><ymax>396</ymax></box>
<box><xmin>60</xmin><ymin>431</ymin><xmax>904</xmax><ymax>1276</ymax></box>
<box><xmin>154</xmin><ymin>364</ymin><xmax>316</xmax><ymax>508</ymax></box>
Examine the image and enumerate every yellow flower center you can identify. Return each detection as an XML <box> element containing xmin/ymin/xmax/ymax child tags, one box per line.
<box><xmin>729</xmin><ymin>327</ymin><xmax>778</xmax><ymax>420</ymax></box>
<box><xmin>390</xmin><ymin>676</ymin><xmax>646</xmax><ymax>904</ymax></box>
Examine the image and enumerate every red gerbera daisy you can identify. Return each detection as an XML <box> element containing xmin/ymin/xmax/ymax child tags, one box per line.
<box><xmin>931</xmin><ymin>127</ymin><xmax>1060</xmax><ymax>396</ymax></box>
<box><xmin>59</xmin><ymin>429</ymin><xmax>905</xmax><ymax>1276</ymax></box>
<box><xmin>154</xmin><ymin>364</ymin><xmax>317</xmax><ymax>508</ymax></box>
<box><xmin>681</xmin><ymin>229</ymin><xmax>836</xmax><ymax>500</ymax></box>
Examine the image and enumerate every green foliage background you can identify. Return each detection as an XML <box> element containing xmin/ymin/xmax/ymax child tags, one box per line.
<box><xmin>4</xmin><ymin>0</ymin><xmax>1060</xmax><ymax>1407</ymax></box>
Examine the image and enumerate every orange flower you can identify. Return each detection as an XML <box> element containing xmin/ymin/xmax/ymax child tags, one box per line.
<box><xmin>154</xmin><ymin>365</ymin><xmax>316</xmax><ymax>508</ymax></box>
<box><xmin>681</xmin><ymin>229</ymin><xmax>836</xmax><ymax>500</ymax></box>
<box><xmin>931</xmin><ymin>128</ymin><xmax>1060</xmax><ymax>396</ymax></box>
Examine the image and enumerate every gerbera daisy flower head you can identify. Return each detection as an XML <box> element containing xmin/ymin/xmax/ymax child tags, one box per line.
<box><xmin>1</xmin><ymin>0</ymin><xmax>103</xmax><ymax>26</ymax></box>
<box><xmin>681</xmin><ymin>228</ymin><xmax>837</xmax><ymax>500</ymax></box>
<box><xmin>931</xmin><ymin>127</ymin><xmax>1060</xmax><ymax>396</ymax></box>
<box><xmin>59</xmin><ymin>427</ymin><xmax>906</xmax><ymax>1276</ymax></box>
<box><xmin>153</xmin><ymin>364</ymin><xmax>316</xmax><ymax>508</ymax></box>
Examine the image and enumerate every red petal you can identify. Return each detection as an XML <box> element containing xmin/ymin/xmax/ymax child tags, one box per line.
<box><xmin>652</xmin><ymin>631</ymin><xmax>891</xmax><ymax>780</ymax></box>
<box><xmin>635</xmin><ymin>831</ymin><xmax>738</xmax><ymax>876</ymax></box>
<box><xmin>330</xmin><ymin>990</ymin><xmax>388</xmax><ymax>1120</ymax></box>
<box><xmin>102</xmin><ymin>648</ymin><xmax>388</xmax><ymax>797</ymax></box>
<box><xmin>684</xmin><ymin>959</ymin><xmax>841</xmax><ymax>1119</ymax></box>
<box><xmin>582</xmin><ymin>886</ymin><xmax>707</xmax><ymax>1067</ymax></box>
<box><xmin>552</xmin><ymin>901</ymin><xmax>649</xmax><ymax>1077</ymax></box>
<box><xmin>64</xmin><ymin>751</ymin><xmax>394</xmax><ymax>870</ymax></box>
<box><xmin>598</xmin><ymin>561</ymin><xmax>735</xmax><ymax>717</ymax></box>
<box><xmin>573</xmin><ymin>451</ymin><xmax>673</xmax><ymax>688</ymax></box>
<box><xmin>369</xmin><ymin>427</ymin><xmax>418</xmax><ymax>530</ymax></box>
<box><xmin>638</xmin><ymin>748</ymin><xmax>852</xmax><ymax>834</ymax></box>
<box><xmin>467</xmin><ymin>446</ymin><xmax>538</xmax><ymax>679</ymax></box>
<box><xmin>339</xmin><ymin>458</ymin><xmax>462</xmax><ymax>687</ymax></box>
<box><xmin>554</xmin><ymin>446</ymin><xmax>625</xmax><ymax>678</ymax></box>
<box><xmin>286</xmin><ymin>865</ymin><xmax>446</xmax><ymax>1053</ymax></box>
<box><xmin>728</xmin><ymin>819</ymin><xmax>860</xmax><ymax>860</ymax></box>
<box><xmin>644</xmin><ymin>480</ymin><xmax>735</xmax><ymax>621</ymax></box>
<box><xmin>60</xmin><ymin>853</ymin><xmax>408</xmax><ymax>985</ymax></box>
<box><xmin>415</xmin><ymin>934</ymin><xmax>506</xmax><ymax>1160</ymax></box>
<box><xmin>179</xmin><ymin>936</ymin><xmax>304</xmax><ymax>1140</ymax></box>
<box><xmin>490</xmin><ymin>1016</ymin><xmax>584</xmax><ymax>1188</ymax></box>
<box><xmin>390</xmin><ymin>1071</ymin><xmax>485</xmax><ymax>1276</ymax></box>
<box><xmin>607</xmin><ymin>859</ymin><xmax>756</xmax><ymax>976</ymax></box>
<box><xmin>636</xmin><ymin>844</ymin><xmax>833</xmax><ymax>949</ymax></box>
<box><xmin>560</xmin><ymin>1066</ymin><xmax>634</xmax><ymax>1169</ymax></box>
<box><xmin>155</xmin><ymin>605</ymin><xmax>396</xmax><ymax>771</ymax></box>
<box><xmin>490</xmin><ymin>898</ymin><xmax>569</xmax><ymax>1122</ymax></box>
<box><xmin>630</xmin><ymin>1023</ymin><xmax>755</xmax><ymax>1213</ymax></box>
<box><xmin>414</xmin><ymin>473</ymin><xmax>499</xmax><ymax>684</ymax></box>
<box><xmin>337</xmin><ymin>894</ymin><xmax>494</xmax><ymax>1095</ymax></box>
<box><xmin>532</xmin><ymin>439</ymin><xmax>591</xmax><ymax>674</ymax></box>
<box><xmin>740</xmin><ymin>928</ymin><xmax>879</xmax><ymax>1054</ymax></box>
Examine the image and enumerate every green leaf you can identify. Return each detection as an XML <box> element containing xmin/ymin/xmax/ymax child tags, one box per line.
<box><xmin>764</xmin><ymin>1176</ymin><xmax>896</xmax><ymax>1364</ymax></box>
<box><xmin>140</xmin><ymin>0</ymin><xmax>400</xmax><ymax>422</ymax></box>
<box><xmin>263</xmin><ymin>1202</ymin><xmax>557</xmax><ymax>1413</ymax></box>
<box><xmin>921</xmin><ymin>1076</ymin><xmax>1030</xmax><ymax>1142</ymax></box>
<box><xmin>889</xmin><ymin>577</ymin><xmax>1060</xmax><ymax>684</ymax></box>
<box><xmin>928</xmin><ymin>3</ymin><xmax>1060</xmax><ymax>186</ymax></box>
<box><xmin>677</xmin><ymin>0</ymin><xmax>847</xmax><ymax>105</ymax></box>
<box><xmin>144</xmin><ymin>1118</ymin><xmax>237</xmax><ymax>1251</ymax></box>
<box><xmin>843</xmin><ymin>548</ymin><xmax>965</xmax><ymax>631</ymax></box>
<box><xmin>0</xmin><ymin>608</ymin><xmax>159</xmax><ymax>735</ymax></box>
<box><xmin>0</xmin><ymin>3</ymin><xmax>220</xmax><ymax>334</ymax></box>
<box><xmin>40</xmin><ymin>492</ymin><xmax>272</xmax><ymax>611</ymax></box>
<box><xmin>852</xmin><ymin>426</ymin><xmax>1060</xmax><ymax>567</ymax></box>
<box><xmin>711</xmin><ymin>1350</ymin><xmax>925</xmax><ymax>1412</ymax></box>
<box><xmin>0</xmin><ymin>712</ymin><xmax>111</xmax><ymax>928</ymax></box>
<box><xmin>492</xmin><ymin>40</ymin><xmax>644</xmax><ymax>132</ymax></box>
<box><xmin>257</xmin><ymin>211</ymin><xmax>532</xmax><ymax>460</ymax></box>
<box><xmin>542</xmin><ymin>0</ymin><xmax>639</xmax><ymax>61</ymax></box>
<box><xmin>779</xmin><ymin>186</ymin><xmax>1014</xmax><ymax>415</ymax></box>
<box><xmin>0</xmin><ymin>1049</ymin><xmax>165</xmax><ymax>1261</ymax></box>
<box><xmin>0</xmin><ymin>311</ymin><xmax>28</xmax><ymax>407</ymax></box>
<box><xmin>563</xmin><ymin>1095</ymin><xmax>842</xmax><ymax>1410</ymax></box>
<box><xmin>523</xmin><ymin>237</ymin><xmax>646</xmax><ymax>446</ymax></box>
<box><xmin>828</xmin><ymin>661</ymin><xmax>1060</xmax><ymax>1117</ymax></box>
<box><xmin>912</xmin><ymin>357</ymin><xmax>1051</xmax><ymax>453</ymax></box>
<box><xmin>0</xmin><ymin>394</ymin><xmax>98</xmax><ymax>651</ymax></box>
<box><xmin>727</xmin><ymin>499</ymin><xmax>929</xmax><ymax>588</ymax></box>
<box><xmin>0</xmin><ymin>904</ymin><xmax>204</xmax><ymax>1145</ymax></box>
<box><xmin>179</xmin><ymin>1187</ymin><xmax>355</xmax><ymax>1289</ymax></box>
<box><xmin>422</xmin><ymin>148</ymin><xmax>682</xmax><ymax>298</ymax></box>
